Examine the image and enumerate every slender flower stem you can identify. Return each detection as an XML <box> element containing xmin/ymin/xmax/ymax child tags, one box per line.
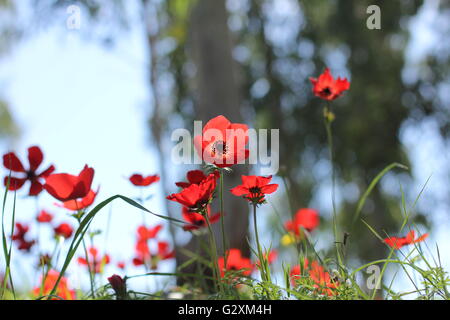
<box><xmin>204</xmin><ymin>212</ymin><xmax>221</xmax><ymax>293</ymax></box>
<box><xmin>323</xmin><ymin>104</ymin><xmax>344</xmax><ymax>269</ymax></box>
<box><xmin>218</xmin><ymin>169</ymin><xmax>228</xmax><ymax>267</ymax></box>
<box><xmin>76</xmin><ymin>214</ymin><xmax>95</xmax><ymax>298</ymax></box>
<box><xmin>252</xmin><ymin>203</ymin><xmax>266</xmax><ymax>281</ymax></box>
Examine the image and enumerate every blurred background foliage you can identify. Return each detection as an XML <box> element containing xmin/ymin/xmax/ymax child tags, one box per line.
<box><xmin>1</xmin><ymin>0</ymin><xmax>450</xmax><ymax>288</ymax></box>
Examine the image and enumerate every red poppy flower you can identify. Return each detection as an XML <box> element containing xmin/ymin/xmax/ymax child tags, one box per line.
<box><xmin>2</xmin><ymin>146</ymin><xmax>55</xmax><ymax>196</ymax></box>
<box><xmin>308</xmin><ymin>261</ymin><xmax>339</xmax><ymax>296</ymax></box>
<box><xmin>230</xmin><ymin>175</ymin><xmax>278</xmax><ymax>204</ymax></box>
<box><xmin>117</xmin><ymin>261</ymin><xmax>126</xmax><ymax>270</ymax></box>
<box><xmin>194</xmin><ymin>115</ymin><xmax>250</xmax><ymax>168</ymax></box>
<box><xmin>36</xmin><ymin>210</ymin><xmax>53</xmax><ymax>223</ymax></box>
<box><xmin>175</xmin><ymin>170</ymin><xmax>220</xmax><ymax>189</ymax></box>
<box><xmin>218</xmin><ymin>249</ymin><xmax>253</xmax><ymax>278</ymax></box>
<box><xmin>77</xmin><ymin>247</ymin><xmax>110</xmax><ymax>274</ymax></box>
<box><xmin>11</xmin><ymin>222</ymin><xmax>36</xmax><ymax>252</ymax></box>
<box><xmin>285</xmin><ymin>208</ymin><xmax>320</xmax><ymax>237</ymax></box>
<box><xmin>167</xmin><ymin>173</ymin><xmax>217</xmax><ymax>211</ymax></box>
<box><xmin>309</xmin><ymin>68</ymin><xmax>350</xmax><ymax>101</ymax></box>
<box><xmin>181</xmin><ymin>206</ymin><xmax>221</xmax><ymax>231</ymax></box>
<box><xmin>384</xmin><ymin>230</ymin><xmax>428</xmax><ymax>250</ymax></box>
<box><xmin>129</xmin><ymin>174</ymin><xmax>160</xmax><ymax>187</ymax></box>
<box><xmin>44</xmin><ymin>165</ymin><xmax>94</xmax><ymax>202</ymax></box>
<box><xmin>108</xmin><ymin>274</ymin><xmax>127</xmax><ymax>299</ymax></box>
<box><xmin>33</xmin><ymin>270</ymin><xmax>76</xmax><ymax>300</ymax></box>
<box><xmin>137</xmin><ymin>224</ymin><xmax>163</xmax><ymax>242</ymax></box>
<box><xmin>57</xmin><ymin>188</ymin><xmax>98</xmax><ymax>211</ymax></box>
<box><xmin>54</xmin><ymin>223</ymin><xmax>73</xmax><ymax>239</ymax></box>
<box><xmin>132</xmin><ymin>240</ymin><xmax>174</xmax><ymax>269</ymax></box>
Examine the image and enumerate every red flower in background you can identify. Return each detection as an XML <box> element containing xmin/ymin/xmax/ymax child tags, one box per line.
<box><xmin>137</xmin><ymin>224</ymin><xmax>163</xmax><ymax>241</ymax></box>
<box><xmin>11</xmin><ymin>223</ymin><xmax>35</xmax><ymax>252</ymax></box>
<box><xmin>132</xmin><ymin>240</ymin><xmax>174</xmax><ymax>269</ymax></box>
<box><xmin>117</xmin><ymin>261</ymin><xmax>126</xmax><ymax>270</ymax></box>
<box><xmin>194</xmin><ymin>115</ymin><xmax>250</xmax><ymax>168</ymax></box>
<box><xmin>230</xmin><ymin>175</ymin><xmax>278</xmax><ymax>204</ymax></box>
<box><xmin>33</xmin><ymin>270</ymin><xmax>76</xmax><ymax>300</ymax></box>
<box><xmin>129</xmin><ymin>174</ymin><xmax>160</xmax><ymax>187</ymax></box>
<box><xmin>167</xmin><ymin>173</ymin><xmax>217</xmax><ymax>211</ymax></box>
<box><xmin>54</xmin><ymin>223</ymin><xmax>73</xmax><ymax>239</ymax></box>
<box><xmin>181</xmin><ymin>206</ymin><xmax>221</xmax><ymax>231</ymax></box>
<box><xmin>2</xmin><ymin>146</ymin><xmax>55</xmax><ymax>196</ymax></box>
<box><xmin>255</xmin><ymin>250</ymin><xmax>278</xmax><ymax>268</ymax></box>
<box><xmin>290</xmin><ymin>259</ymin><xmax>310</xmax><ymax>286</ymax></box>
<box><xmin>218</xmin><ymin>249</ymin><xmax>253</xmax><ymax>278</ymax></box>
<box><xmin>77</xmin><ymin>247</ymin><xmax>110</xmax><ymax>274</ymax></box>
<box><xmin>36</xmin><ymin>210</ymin><xmax>53</xmax><ymax>223</ymax></box>
<box><xmin>43</xmin><ymin>165</ymin><xmax>94</xmax><ymax>202</ymax></box>
<box><xmin>308</xmin><ymin>261</ymin><xmax>339</xmax><ymax>296</ymax></box>
<box><xmin>285</xmin><ymin>208</ymin><xmax>320</xmax><ymax>236</ymax></box>
<box><xmin>384</xmin><ymin>230</ymin><xmax>428</xmax><ymax>250</ymax></box>
<box><xmin>175</xmin><ymin>170</ymin><xmax>220</xmax><ymax>189</ymax></box>
<box><xmin>57</xmin><ymin>188</ymin><xmax>98</xmax><ymax>211</ymax></box>
<box><xmin>309</xmin><ymin>68</ymin><xmax>350</xmax><ymax>101</ymax></box>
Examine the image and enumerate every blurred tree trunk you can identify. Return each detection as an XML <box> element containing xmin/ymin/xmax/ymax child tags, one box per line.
<box><xmin>173</xmin><ymin>0</ymin><xmax>250</xmax><ymax>285</ymax></box>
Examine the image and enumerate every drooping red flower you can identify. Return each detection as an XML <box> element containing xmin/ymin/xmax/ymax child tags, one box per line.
<box><xmin>44</xmin><ymin>165</ymin><xmax>94</xmax><ymax>202</ymax></box>
<box><xmin>136</xmin><ymin>224</ymin><xmax>163</xmax><ymax>242</ymax></box>
<box><xmin>11</xmin><ymin>222</ymin><xmax>36</xmax><ymax>252</ymax></box>
<box><xmin>175</xmin><ymin>170</ymin><xmax>220</xmax><ymax>189</ymax></box>
<box><xmin>129</xmin><ymin>174</ymin><xmax>160</xmax><ymax>187</ymax></box>
<box><xmin>32</xmin><ymin>269</ymin><xmax>76</xmax><ymax>300</ymax></box>
<box><xmin>181</xmin><ymin>206</ymin><xmax>221</xmax><ymax>231</ymax></box>
<box><xmin>108</xmin><ymin>274</ymin><xmax>127</xmax><ymax>299</ymax></box>
<box><xmin>285</xmin><ymin>208</ymin><xmax>320</xmax><ymax>238</ymax></box>
<box><xmin>57</xmin><ymin>189</ymin><xmax>98</xmax><ymax>211</ymax></box>
<box><xmin>384</xmin><ymin>230</ymin><xmax>428</xmax><ymax>250</ymax></box>
<box><xmin>2</xmin><ymin>146</ymin><xmax>55</xmax><ymax>196</ymax></box>
<box><xmin>36</xmin><ymin>210</ymin><xmax>53</xmax><ymax>223</ymax></box>
<box><xmin>218</xmin><ymin>249</ymin><xmax>253</xmax><ymax>278</ymax></box>
<box><xmin>193</xmin><ymin>115</ymin><xmax>250</xmax><ymax>168</ymax></box>
<box><xmin>309</xmin><ymin>68</ymin><xmax>350</xmax><ymax>101</ymax></box>
<box><xmin>54</xmin><ymin>223</ymin><xmax>73</xmax><ymax>239</ymax></box>
<box><xmin>132</xmin><ymin>240</ymin><xmax>174</xmax><ymax>270</ymax></box>
<box><xmin>230</xmin><ymin>175</ymin><xmax>278</xmax><ymax>204</ymax></box>
<box><xmin>77</xmin><ymin>247</ymin><xmax>110</xmax><ymax>274</ymax></box>
<box><xmin>167</xmin><ymin>173</ymin><xmax>217</xmax><ymax>211</ymax></box>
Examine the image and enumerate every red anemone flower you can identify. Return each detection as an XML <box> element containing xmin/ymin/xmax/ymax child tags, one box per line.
<box><xmin>129</xmin><ymin>174</ymin><xmax>160</xmax><ymax>187</ymax></box>
<box><xmin>309</xmin><ymin>68</ymin><xmax>350</xmax><ymax>101</ymax></box>
<box><xmin>137</xmin><ymin>224</ymin><xmax>163</xmax><ymax>242</ymax></box>
<box><xmin>2</xmin><ymin>146</ymin><xmax>55</xmax><ymax>196</ymax></box>
<box><xmin>108</xmin><ymin>274</ymin><xmax>127</xmax><ymax>299</ymax></box>
<box><xmin>44</xmin><ymin>165</ymin><xmax>94</xmax><ymax>202</ymax></box>
<box><xmin>308</xmin><ymin>261</ymin><xmax>339</xmax><ymax>296</ymax></box>
<box><xmin>132</xmin><ymin>240</ymin><xmax>174</xmax><ymax>270</ymax></box>
<box><xmin>117</xmin><ymin>261</ymin><xmax>126</xmax><ymax>270</ymax></box>
<box><xmin>167</xmin><ymin>173</ymin><xmax>217</xmax><ymax>211</ymax></box>
<box><xmin>230</xmin><ymin>175</ymin><xmax>278</xmax><ymax>204</ymax></box>
<box><xmin>11</xmin><ymin>222</ymin><xmax>36</xmax><ymax>252</ymax></box>
<box><xmin>77</xmin><ymin>247</ymin><xmax>110</xmax><ymax>274</ymax></box>
<box><xmin>218</xmin><ymin>249</ymin><xmax>253</xmax><ymax>278</ymax></box>
<box><xmin>285</xmin><ymin>208</ymin><xmax>320</xmax><ymax>237</ymax></box>
<box><xmin>36</xmin><ymin>210</ymin><xmax>53</xmax><ymax>223</ymax></box>
<box><xmin>54</xmin><ymin>223</ymin><xmax>73</xmax><ymax>239</ymax></box>
<box><xmin>384</xmin><ymin>230</ymin><xmax>428</xmax><ymax>250</ymax></box>
<box><xmin>290</xmin><ymin>259</ymin><xmax>310</xmax><ymax>286</ymax></box>
<box><xmin>32</xmin><ymin>270</ymin><xmax>76</xmax><ymax>300</ymax></box>
<box><xmin>194</xmin><ymin>115</ymin><xmax>250</xmax><ymax>168</ymax></box>
<box><xmin>57</xmin><ymin>188</ymin><xmax>98</xmax><ymax>211</ymax></box>
<box><xmin>175</xmin><ymin>170</ymin><xmax>220</xmax><ymax>189</ymax></box>
<box><xmin>181</xmin><ymin>206</ymin><xmax>221</xmax><ymax>231</ymax></box>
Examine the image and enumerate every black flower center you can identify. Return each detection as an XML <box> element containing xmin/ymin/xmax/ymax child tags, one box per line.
<box><xmin>249</xmin><ymin>187</ymin><xmax>261</xmax><ymax>194</ymax></box>
<box><xmin>212</xmin><ymin>140</ymin><xmax>228</xmax><ymax>156</ymax></box>
<box><xmin>321</xmin><ymin>87</ymin><xmax>332</xmax><ymax>96</ymax></box>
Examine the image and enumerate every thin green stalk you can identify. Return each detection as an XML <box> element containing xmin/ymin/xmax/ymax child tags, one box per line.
<box><xmin>204</xmin><ymin>213</ymin><xmax>221</xmax><ymax>293</ymax></box>
<box><xmin>219</xmin><ymin>169</ymin><xmax>228</xmax><ymax>266</ymax></box>
<box><xmin>323</xmin><ymin>104</ymin><xmax>343</xmax><ymax>269</ymax></box>
<box><xmin>252</xmin><ymin>204</ymin><xmax>265</xmax><ymax>279</ymax></box>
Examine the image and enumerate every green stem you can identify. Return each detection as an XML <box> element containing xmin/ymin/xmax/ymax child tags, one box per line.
<box><xmin>219</xmin><ymin>169</ymin><xmax>228</xmax><ymax>267</ymax></box>
<box><xmin>252</xmin><ymin>204</ymin><xmax>266</xmax><ymax>281</ymax></box>
<box><xmin>324</xmin><ymin>104</ymin><xmax>344</xmax><ymax>269</ymax></box>
<box><xmin>204</xmin><ymin>213</ymin><xmax>221</xmax><ymax>293</ymax></box>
